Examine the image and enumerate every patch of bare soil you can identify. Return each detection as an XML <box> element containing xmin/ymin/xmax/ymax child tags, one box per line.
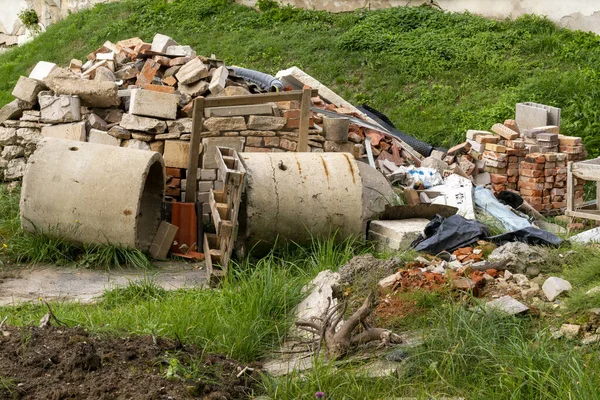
<box><xmin>0</xmin><ymin>326</ymin><xmax>259</xmax><ymax>400</ymax></box>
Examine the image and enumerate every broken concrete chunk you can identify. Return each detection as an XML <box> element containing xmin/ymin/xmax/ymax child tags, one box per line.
<box><xmin>178</xmin><ymin>80</ymin><xmax>209</xmax><ymax>97</ymax></box>
<box><xmin>150</xmin><ymin>33</ymin><xmax>178</xmax><ymax>53</ymax></box>
<box><xmin>1</xmin><ymin>145</ymin><xmax>25</xmax><ymax>160</ymax></box>
<box><xmin>38</xmin><ymin>93</ymin><xmax>82</xmax><ymax>123</ymax></box>
<box><xmin>559</xmin><ymin>323</ymin><xmax>580</xmax><ymax>339</ymax></box>
<box><xmin>421</xmin><ymin>157</ymin><xmax>449</xmax><ymax>175</ymax></box>
<box><xmin>208</xmin><ymin>65</ymin><xmax>228</xmax><ymax>95</ymax></box>
<box><xmin>368</xmin><ymin>219</ymin><xmax>429</xmax><ymax>252</ymax></box>
<box><xmin>121</xmin><ymin>139</ymin><xmax>150</xmax><ymax>150</ymax></box>
<box><xmin>488</xmin><ymin>242</ymin><xmax>548</xmax><ymax>276</ymax></box>
<box><xmin>166</xmin><ymin>45</ymin><xmax>196</xmax><ymax>57</ymax></box>
<box><xmin>167</xmin><ymin>118</ymin><xmax>192</xmax><ymax>134</ymax></box>
<box><xmin>247</xmin><ymin>115</ymin><xmax>286</xmax><ymax>130</ymax></box>
<box><xmin>0</xmin><ymin>100</ymin><xmax>26</xmax><ymax>124</ymax></box>
<box><xmin>129</xmin><ymin>89</ymin><xmax>178</xmax><ymax>120</ymax></box>
<box><xmin>486</xmin><ymin>295</ymin><xmax>529</xmax><ymax>315</ymax></box>
<box><xmin>0</xmin><ymin>127</ymin><xmax>18</xmax><ymax>146</ymax></box>
<box><xmin>12</xmin><ymin>76</ymin><xmax>46</xmax><ymax>104</ymax></box>
<box><xmin>41</xmin><ymin>121</ymin><xmax>87</xmax><ymax>142</ymax></box>
<box><xmin>108</xmin><ymin>125</ymin><xmax>131</xmax><ymax>140</ymax></box>
<box><xmin>88</xmin><ymin>129</ymin><xmax>121</xmax><ymax>146</ymax></box>
<box><xmin>16</xmin><ymin>128</ymin><xmax>43</xmax><ymax>145</ymax></box>
<box><xmin>4</xmin><ymin>158</ymin><xmax>27</xmax><ymax>181</ymax></box>
<box><xmin>94</xmin><ymin>66</ymin><xmax>116</xmax><ymax>82</ymax></box>
<box><xmin>542</xmin><ymin>277</ymin><xmax>572</xmax><ymax>301</ymax></box>
<box><xmin>203</xmin><ymin>116</ymin><xmax>247</xmax><ymax>132</ymax></box>
<box><xmin>29</xmin><ymin>61</ymin><xmax>58</xmax><ymax>82</ymax></box>
<box><xmin>175</xmin><ymin>58</ymin><xmax>209</xmax><ymax>85</ymax></box>
<box><xmin>44</xmin><ymin>67</ymin><xmax>120</xmax><ymax>108</ymax></box>
<box><xmin>87</xmin><ymin>113</ymin><xmax>108</xmax><ymax>131</ymax></box>
<box><xmin>120</xmin><ymin>113</ymin><xmax>167</xmax><ymax>133</ymax></box>
<box><xmin>149</xmin><ymin>221</ymin><xmax>179</xmax><ymax>260</ymax></box>
<box><xmin>215</xmin><ymin>86</ymin><xmax>250</xmax><ymax>97</ymax></box>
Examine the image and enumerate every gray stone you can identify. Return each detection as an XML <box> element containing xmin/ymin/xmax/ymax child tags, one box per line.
<box><xmin>4</xmin><ymin>158</ymin><xmax>27</xmax><ymax>181</ymax></box>
<box><xmin>41</xmin><ymin>122</ymin><xmax>87</xmax><ymax>142</ymax></box>
<box><xmin>368</xmin><ymin>219</ymin><xmax>429</xmax><ymax>252</ymax></box>
<box><xmin>167</xmin><ymin>118</ymin><xmax>192</xmax><ymax>134</ymax></box>
<box><xmin>486</xmin><ymin>295</ymin><xmax>529</xmax><ymax>315</ymax></box>
<box><xmin>44</xmin><ymin>68</ymin><xmax>120</xmax><ymax>108</ymax></box>
<box><xmin>108</xmin><ymin>126</ymin><xmax>131</xmax><ymax>140</ymax></box>
<box><xmin>542</xmin><ymin>277</ymin><xmax>572</xmax><ymax>301</ymax></box>
<box><xmin>120</xmin><ymin>113</ymin><xmax>167</xmax><ymax>133</ymax></box>
<box><xmin>0</xmin><ymin>100</ymin><xmax>26</xmax><ymax>124</ymax></box>
<box><xmin>201</xmin><ymin>137</ymin><xmax>245</xmax><ymax>168</ymax></box>
<box><xmin>559</xmin><ymin>323</ymin><xmax>580</xmax><ymax>339</ymax></box>
<box><xmin>488</xmin><ymin>242</ymin><xmax>548</xmax><ymax>276</ymax></box>
<box><xmin>121</xmin><ymin>139</ymin><xmax>150</xmax><ymax>150</ymax></box>
<box><xmin>203</xmin><ymin>117</ymin><xmax>247</xmax><ymax>132</ymax></box>
<box><xmin>155</xmin><ymin>132</ymin><xmax>181</xmax><ymax>140</ymax></box>
<box><xmin>151</xmin><ymin>33</ymin><xmax>178</xmax><ymax>53</ymax></box>
<box><xmin>94</xmin><ymin>66</ymin><xmax>116</xmax><ymax>82</ymax></box>
<box><xmin>198</xmin><ymin>168</ymin><xmax>217</xmax><ymax>181</ymax></box>
<box><xmin>240</xmin><ymin>130</ymin><xmax>276</xmax><ymax>137</ymax></box>
<box><xmin>12</xmin><ymin>76</ymin><xmax>46</xmax><ymax>104</ymax></box>
<box><xmin>96</xmin><ymin>108</ymin><xmax>123</xmax><ymax>124</ymax></box>
<box><xmin>16</xmin><ymin>128</ymin><xmax>42</xmax><ymax>145</ymax></box>
<box><xmin>39</xmin><ymin>93</ymin><xmax>82</xmax><ymax>123</ymax></box>
<box><xmin>215</xmin><ymin>86</ymin><xmax>250</xmax><ymax>97</ymax></box>
<box><xmin>247</xmin><ymin>115</ymin><xmax>286</xmax><ymax>130</ymax></box>
<box><xmin>131</xmin><ymin>132</ymin><xmax>155</xmax><ymax>142</ymax></box>
<box><xmin>0</xmin><ymin>127</ymin><xmax>17</xmax><ymax>146</ymax></box>
<box><xmin>421</xmin><ymin>156</ymin><xmax>449</xmax><ymax>174</ymax></box>
<box><xmin>178</xmin><ymin>80</ymin><xmax>209</xmax><ymax>97</ymax></box>
<box><xmin>206</xmin><ymin>104</ymin><xmax>274</xmax><ymax>118</ymax></box>
<box><xmin>323</xmin><ymin>140</ymin><xmax>355</xmax><ymax>153</ymax></box>
<box><xmin>20</xmin><ymin>110</ymin><xmax>40</xmax><ymax>122</ymax></box>
<box><xmin>1</xmin><ymin>145</ymin><xmax>24</xmax><ymax>160</ymax></box>
<box><xmin>581</xmin><ymin>334</ymin><xmax>600</xmax><ymax>345</ymax></box>
<box><xmin>88</xmin><ymin>129</ymin><xmax>120</xmax><ymax>146</ymax></box>
<box><xmin>129</xmin><ymin>89</ymin><xmax>178</xmax><ymax>120</ymax></box>
<box><xmin>208</xmin><ymin>65</ymin><xmax>228</xmax><ymax>95</ymax></box>
<box><xmin>175</xmin><ymin>58</ymin><xmax>209</xmax><ymax>85</ymax></box>
<box><xmin>88</xmin><ymin>113</ymin><xmax>108</xmax><ymax>131</ymax></box>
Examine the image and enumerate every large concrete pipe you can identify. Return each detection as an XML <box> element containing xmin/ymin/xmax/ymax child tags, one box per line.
<box><xmin>238</xmin><ymin>152</ymin><xmax>396</xmax><ymax>252</ymax></box>
<box><xmin>20</xmin><ymin>138</ymin><xmax>165</xmax><ymax>251</ymax></box>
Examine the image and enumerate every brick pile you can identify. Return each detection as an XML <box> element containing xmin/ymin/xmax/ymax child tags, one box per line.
<box><xmin>518</xmin><ymin>153</ymin><xmax>569</xmax><ymax>212</ymax></box>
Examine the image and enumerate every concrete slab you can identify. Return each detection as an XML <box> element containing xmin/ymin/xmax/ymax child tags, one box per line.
<box><xmin>368</xmin><ymin>218</ymin><xmax>429</xmax><ymax>252</ymax></box>
<box><xmin>0</xmin><ymin>262</ymin><xmax>207</xmax><ymax>306</ymax></box>
<box><xmin>515</xmin><ymin>103</ymin><xmax>549</xmax><ymax>130</ymax></box>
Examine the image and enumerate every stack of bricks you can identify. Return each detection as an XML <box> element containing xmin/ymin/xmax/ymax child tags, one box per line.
<box><xmin>518</xmin><ymin>153</ymin><xmax>568</xmax><ymax>212</ymax></box>
<box><xmin>558</xmin><ymin>134</ymin><xmax>586</xmax><ymax>162</ymax></box>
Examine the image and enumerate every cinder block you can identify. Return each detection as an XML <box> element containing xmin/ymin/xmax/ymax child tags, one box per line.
<box><xmin>201</xmin><ymin>137</ymin><xmax>245</xmax><ymax>168</ymax></box>
<box><xmin>515</xmin><ymin>103</ymin><xmax>549</xmax><ymax>130</ymax></box>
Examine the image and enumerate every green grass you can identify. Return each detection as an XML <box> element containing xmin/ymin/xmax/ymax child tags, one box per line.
<box><xmin>0</xmin><ymin>183</ymin><xmax>152</xmax><ymax>269</ymax></box>
<box><xmin>3</xmin><ymin>0</ymin><xmax>600</xmax><ymax>154</ymax></box>
<box><xmin>0</xmin><ymin>236</ymin><xmax>363</xmax><ymax>362</ymax></box>
<box><xmin>262</xmin><ymin>305</ymin><xmax>600</xmax><ymax>399</ymax></box>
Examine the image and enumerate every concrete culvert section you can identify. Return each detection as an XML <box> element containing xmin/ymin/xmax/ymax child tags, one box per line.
<box><xmin>239</xmin><ymin>152</ymin><xmax>395</xmax><ymax>253</ymax></box>
<box><xmin>20</xmin><ymin>138</ymin><xmax>165</xmax><ymax>251</ymax></box>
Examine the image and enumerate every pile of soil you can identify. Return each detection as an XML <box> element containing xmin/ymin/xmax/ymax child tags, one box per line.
<box><xmin>0</xmin><ymin>325</ymin><xmax>259</xmax><ymax>399</ymax></box>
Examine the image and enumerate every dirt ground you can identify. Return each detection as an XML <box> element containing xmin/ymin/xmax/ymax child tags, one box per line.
<box><xmin>0</xmin><ymin>325</ymin><xmax>259</xmax><ymax>400</ymax></box>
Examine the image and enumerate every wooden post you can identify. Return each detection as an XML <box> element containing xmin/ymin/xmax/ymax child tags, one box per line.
<box><xmin>566</xmin><ymin>161</ymin><xmax>574</xmax><ymax>215</ymax></box>
<box><xmin>297</xmin><ymin>86</ymin><xmax>312</xmax><ymax>153</ymax></box>
<box><xmin>185</xmin><ymin>97</ymin><xmax>204</xmax><ymax>203</ymax></box>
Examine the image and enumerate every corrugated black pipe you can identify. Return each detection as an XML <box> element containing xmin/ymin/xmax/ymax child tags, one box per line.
<box><xmin>230</xmin><ymin>67</ymin><xmax>285</xmax><ymax>92</ymax></box>
<box><xmin>358</xmin><ymin>104</ymin><xmax>441</xmax><ymax>157</ymax></box>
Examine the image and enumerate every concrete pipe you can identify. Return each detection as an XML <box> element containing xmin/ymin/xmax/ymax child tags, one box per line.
<box><xmin>238</xmin><ymin>152</ymin><xmax>396</xmax><ymax>252</ymax></box>
<box><xmin>323</xmin><ymin>117</ymin><xmax>350</xmax><ymax>142</ymax></box>
<box><xmin>20</xmin><ymin>138</ymin><xmax>165</xmax><ymax>251</ymax></box>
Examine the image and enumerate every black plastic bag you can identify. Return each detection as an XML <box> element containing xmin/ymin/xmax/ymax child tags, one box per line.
<box><xmin>411</xmin><ymin>214</ymin><xmax>490</xmax><ymax>254</ymax></box>
<box><xmin>488</xmin><ymin>226</ymin><xmax>563</xmax><ymax>247</ymax></box>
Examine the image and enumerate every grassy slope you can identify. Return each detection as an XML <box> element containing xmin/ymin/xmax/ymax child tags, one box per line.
<box><xmin>2</xmin><ymin>0</ymin><xmax>600</xmax><ymax>153</ymax></box>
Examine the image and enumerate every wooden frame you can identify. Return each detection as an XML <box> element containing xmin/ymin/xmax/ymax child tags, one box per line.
<box><xmin>185</xmin><ymin>89</ymin><xmax>318</xmax><ymax>202</ymax></box>
<box><xmin>566</xmin><ymin>159</ymin><xmax>600</xmax><ymax>221</ymax></box>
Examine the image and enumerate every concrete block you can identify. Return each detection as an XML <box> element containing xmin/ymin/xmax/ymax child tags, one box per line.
<box><xmin>208</xmin><ymin>65</ymin><xmax>228</xmax><ymax>95</ymax></box>
<box><xmin>41</xmin><ymin>121</ymin><xmax>86</xmax><ymax>141</ymax></box>
<box><xmin>163</xmin><ymin>140</ymin><xmax>203</xmax><ymax>169</ymax></box>
<box><xmin>12</xmin><ymin>76</ymin><xmax>46</xmax><ymax>104</ymax></box>
<box><xmin>151</xmin><ymin>33</ymin><xmax>178</xmax><ymax>53</ymax></box>
<box><xmin>39</xmin><ymin>93</ymin><xmax>81</xmax><ymax>123</ymax></box>
<box><xmin>179</xmin><ymin>80</ymin><xmax>209</xmax><ymax>97</ymax></box>
<box><xmin>129</xmin><ymin>89</ymin><xmax>178</xmax><ymax>120</ymax></box>
<box><xmin>29</xmin><ymin>61</ymin><xmax>58</xmax><ymax>81</ymax></box>
<box><xmin>88</xmin><ymin>128</ymin><xmax>121</xmax><ymax>146</ymax></box>
<box><xmin>203</xmin><ymin>116</ymin><xmax>247</xmax><ymax>132</ymax></box>
<box><xmin>542</xmin><ymin>277</ymin><xmax>572</xmax><ymax>301</ymax></box>
<box><xmin>524</xmin><ymin>102</ymin><xmax>561</xmax><ymax>126</ymax></box>
<box><xmin>516</xmin><ymin>103</ymin><xmax>549</xmax><ymax>130</ymax></box>
<box><xmin>199</xmin><ymin>168</ymin><xmax>217</xmax><ymax>181</ymax></box>
<box><xmin>201</xmin><ymin>137</ymin><xmax>245</xmax><ymax>168</ymax></box>
<box><xmin>205</xmin><ymin>104</ymin><xmax>274</xmax><ymax>118</ymax></box>
<box><xmin>198</xmin><ymin>181</ymin><xmax>213</xmax><ymax>192</ymax></box>
<box><xmin>175</xmin><ymin>58</ymin><xmax>209</xmax><ymax>85</ymax></box>
<box><xmin>368</xmin><ymin>219</ymin><xmax>429</xmax><ymax>251</ymax></box>
<box><xmin>120</xmin><ymin>113</ymin><xmax>167</xmax><ymax>133</ymax></box>
<box><xmin>247</xmin><ymin>115</ymin><xmax>287</xmax><ymax>130</ymax></box>
<box><xmin>149</xmin><ymin>221</ymin><xmax>178</xmax><ymax>260</ymax></box>
<box><xmin>44</xmin><ymin>67</ymin><xmax>119</xmax><ymax>108</ymax></box>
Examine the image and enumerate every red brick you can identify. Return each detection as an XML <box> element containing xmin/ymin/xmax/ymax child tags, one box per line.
<box><xmin>285</xmin><ymin>117</ymin><xmax>314</xmax><ymax>130</ymax></box>
<box><xmin>544</xmin><ymin>169</ymin><xmax>556</xmax><ymax>177</ymax></box>
<box><xmin>551</xmin><ymin>195</ymin><xmax>563</xmax><ymax>202</ymax></box>
<box><xmin>476</xmin><ymin>134</ymin><xmax>500</xmax><ymax>144</ymax></box>
<box><xmin>490</xmin><ymin>174</ymin><xmax>507</xmax><ymax>184</ymax></box>
<box><xmin>264</xmin><ymin>136</ymin><xmax>280</xmax><ymax>147</ymax></box>
<box><xmin>503</xmin><ymin>119</ymin><xmax>520</xmax><ymax>133</ymax></box>
<box><xmin>140</xmin><ymin>83</ymin><xmax>175</xmax><ymax>94</ymax></box>
<box><xmin>166</xmin><ymin>167</ymin><xmax>182</xmax><ymax>178</ymax></box>
<box><xmin>448</xmin><ymin>142</ymin><xmax>472</xmax><ymax>156</ymax></box>
<box><xmin>520</xmin><ymin>169</ymin><xmax>543</xmax><ymax>178</ymax></box>
<box><xmin>508</xmin><ymin>176</ymin><xmax>518</xmax><ymax>183</ymax></box>
<box><xmin>491</xmin><ymin>183</ymin><xmax>507</xmax><ymax>192</ymax></box>
<box><xmin>508</xmin><ymin>156</ymin><xmax>518</xmax><ymax>163</ymax></box>
<box><xmin>520</xmin><ymin>188</ymin><xmax>543</xmax><ymax>197</ymax></box>
<box><xmin>280</xmin><ymin>138</ymin><xmax>298</xmax><ymax>151</ymax></box>
<box><xmin>491</xmin><ymin>123</ymin><xmax>519</xmax><ymax>140</ymax></box>
<box><xmin>552</xmin><ymin>201</ymin><xmax>566</xmax><ymax>209</ymax></box>
<box><xmin>524</xmin><ymin>153</ymin><xmax>546</xmax><ymax>164</ymax></box>
<box><xmin>507</xmin><ymin>168</ymin><xmax>519</xmax><ymax>176</ymax></box>
<box><xmin>276</xmin><ymin>100</ymin><xmax>301</xmax><ymax>110</ymax></box>
<box><xmin>244</xmin><ymin>146</ymin><xmax>271</xmax><ymax>152</ymax></box>
<box><xmin>520</xmin><ymin>161</ymin><xmax>544</xmax><ymax>170</ymax></box>
<box><xmin>518</xmin><ymin>181</ymin><xmax>544</xmax><ymax>190</ymax></box>
<box><xmin>283</xmin><ymin>109</ymin><xmax>301</xmax><ymax>119</ymax></box>
<box><xmin>246</xmin><ymin>136</ymin><xmax>264</xmax><ymax>147</ymax></box>
<box><xmin>136</xmin><ymin>59</ymin><xmax>160</xmax><ymax>85</ymax></box>
<box><xmin>521</xmin><ymin>195</ymin><xmax>542</xmax><ymax>204</ymax></box>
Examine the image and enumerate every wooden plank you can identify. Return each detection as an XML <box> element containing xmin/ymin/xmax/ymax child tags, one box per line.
<box><xmin>185</xmin><ymin>97</ymin><xmax>204</xmax><ymax>202</ymax></box>
<box><xmin>572</xmin><ymin>163</ymin><xmax>600</xmax><ymax>181</ymax></box>
<box><xmin>203</xmin><ymin>89</ymin><xmax>318</xmax><ymax>108</ymax></box>
<box><xmin>566</xmin><ymin>210</ymin><xmax>600</xmax><ymax>222</ymax></box>
<box><xmin>208</xmin><ymin>190</ymin><xmax>233</xmax><ymax>237</ymax></box>
<box><xmin>203</xmin><ymin>233</ymin><xmax>213</xmax><ymax>280</ymax></box>
<box><xmin>297</xmin><ymin>86</ymin><xmax>311</xmax><ymax>152</ymax></box>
